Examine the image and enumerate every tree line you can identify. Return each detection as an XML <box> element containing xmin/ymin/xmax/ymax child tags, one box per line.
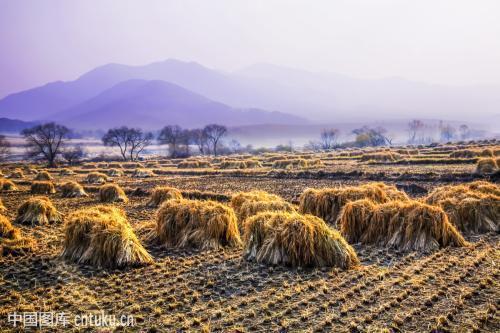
<box><xmin>3</xmin><ymin>119</ymin><xmax>480</xmax><ymax>167</ymax></box>
<box><xmin>14</xmin><ymin>122</ymin><xmax>229</xmax><ymax>167</ymax></box>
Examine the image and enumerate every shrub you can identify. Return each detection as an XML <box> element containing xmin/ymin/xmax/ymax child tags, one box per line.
<box><xmin>61</xmin><ymin>206</ymin><xmax>153</xmax><ymax>268</ymax></box>
<box><xmin>155</xmin><ymin>199</ymin><xmax>241</xmax><ymax>250</ymax></box>
<box><xmin>243</xmin><ymin>212</ymin><xmax>359</xmax><ymax>268</ymax></box>
<box><xmin>86</xmin><ymin>172</ymin><xmax>108</xmax><ymax>184</ymax></box>
<box><xmin>299</xmin><ymin>182</ymin><xmax>409</xmax><ymax>225</ymax></box>
<box><xmin>35</xmin><ymin>170</ymin><xmax>53</xmax><ymax>181</ymax></box>
<box><xmin>61</xmin><ymin>181</ymin><xmax>88</xmax><ymax>198</ymax></box>
<box><xmin>31</xmin><ymin>181</ymin><xmax>56</xmax><ymax>194</ymax></box>
<box><xmin>99</xmin><ymin>184</ymin><xmax>128</xmax><ymax>203</ymax></box>
<box><xmin>15</xmin><ymin>197</ymin><xmax>62</xmax><ymax>226</ymax></box>
<box><xmin>339</xmin><ymin>199</ymin><xmax>467</xmax><ymax>252</ymax></box>
<box><xmin>147</xmin><ymin>187</ymin><xmax>182</xmax><ymax>208</ymax></box>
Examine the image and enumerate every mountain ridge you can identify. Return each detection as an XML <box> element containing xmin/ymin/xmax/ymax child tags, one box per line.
<box><xmin>53</xmin><ymin>79</ymin><xmax>305</xmax><ymax>130</ymax></box>
<box><xmin>1</xmin><ymin>58</ymin><xmax>499</xmax><ymax>129</ymax></box>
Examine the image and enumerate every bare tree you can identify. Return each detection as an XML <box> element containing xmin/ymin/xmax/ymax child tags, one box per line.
<box><xmin>188</xmin><ymin>128</ymin><xmax>208</xmax><ymax>155</ymax></box>
<box><xmin>352</xmin><ymin>126</ymin><xmax>389</xmax><ymax>147</ymax></box>
<box><xmin>102</xmin><ymin>127</ymin><xmax>132</xmax><ymax>160</ymax></box>
<box><xmin>203</xmin><ymin>124</ymin><xmax>227</xmax><ymax>156</ymax></box>
<box><xmin>102</xmin><ymin>126</ymin><xmax>152</xmax><ymax>161</ymax></box>
<box><xmin>320</xmin><ymin>128</ymin><xmax>340</xmax><ymax>150</ymax></box>
<box><xmin>439</xmin><ymin>123</ymin><xmax>456</xmax><ymax>142</ymax></box>
<box><xmin>128</xmin><ymin>129</ymin><xmax>153</xmax><ymax>161</ymax></box>
<box><xmin>158</xmin><ymin>125</ymin><xmax>185</xmax><ymax>157</ymax></box>
<box><xmin>21</xmin><ymin>122</ymin><xmax>70</xmax><ymax>167</ymax></box>
<box><xmin>459</xmin><ymin>124</ymin><xmax>470</xmax><ymax>140</ymax></box>
<box><xmin>305</xmin><ymin>140</ymin><xmax>322</xmax><ymax>151</ymax></box>
<box><xmin>62</xmin><ymin>145</ymin><xmax>85</xmax><ymax>165</ymax></box>
<box><xmin>228</xmin><ymin>139</ymin><xmax>242</xmax><ymax>154</ymax></box>
<box><xmin>0</xmin><ymin>135</ymin><xmax>11</xmax><ymax>161</ymax></box>
<box><xmin>407</xmin><ymin>119</ymin><xmax>424</xmax><ymax>144</ymax></box>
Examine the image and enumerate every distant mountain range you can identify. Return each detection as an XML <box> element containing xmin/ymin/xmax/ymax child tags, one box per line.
<box><xmin>0</xmin><ymin>118</ymin><xmax>37</xmax><ymax>133</ymax></box>
<box><xmin>51</xmin><ymin>79</ymin><xmax>303</xmax><ymax>129</ymax></box>
<box><xmin>0</xmin><ymin>58</ymin><xmax>499</xmax><ymax>130</ymax></box>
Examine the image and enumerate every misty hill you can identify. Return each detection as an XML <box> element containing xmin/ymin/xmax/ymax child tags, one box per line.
<box><xmin>236</xmin><ymin>63</ymin><xmax>500</xmax><ymax>126</ymax></box>
<box><xmin>0</xmin><ymin>59</ymin><xmax>251</xmax><ymax>121</ymax></box>
<box><xmin>1</xmin><ymin>59</ymin><xmax>499</xmax><ymax>129</ymax></box>
<box><xmin>0</xmin><ymin>118</ymin><xmax>37</xmax><ymax>133</ymax></box>
<box><xmin>54</xmin><ymin>79</ymin><xmax>304</xmax><ymax>129</ymax></box>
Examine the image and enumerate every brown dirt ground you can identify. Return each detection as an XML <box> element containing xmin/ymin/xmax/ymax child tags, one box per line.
<box><xmin>0</xmin><ymin>165</ymin><xmax>498</xmax><ymax>332</ymax></box>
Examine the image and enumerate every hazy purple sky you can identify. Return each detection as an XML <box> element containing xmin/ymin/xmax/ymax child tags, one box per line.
<box><xmin>1</xmin><ymin>0</ymin><xmax>499</xmax><ymax>98</ymax></box>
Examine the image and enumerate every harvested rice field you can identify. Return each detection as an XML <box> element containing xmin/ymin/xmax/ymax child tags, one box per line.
<box><xmin>0</xmin><ymin>145</ymin><xmax>499</xmax><ymax>332</ymax></box>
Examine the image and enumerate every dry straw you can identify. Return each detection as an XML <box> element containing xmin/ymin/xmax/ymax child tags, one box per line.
<box><xmin>34</xmin><ymin>170</ymin><xmax>53</xmax><ymax>181</ymax></box>
<box><xmin>15</xmin><ymin>196</ymin><xmax>62</xmax><ymax>226</ymax></box>
<box><xmin>338</xmin><ymin>199</ymin><xmax>467</xmax><ymax>252</ymax></box>
<box><xmin>299</xmin><ymin>182</ymin><xmax>409</xmax><ymax>225</ymax></box>
<box><xmin>108</xmin><ymin>163</ymin><xmax>123</xmax><ymax>169</ymax></box>
<box><xmin>132</xmin><ymin>168</ymin><xmax>155</xmax><ymax>178</ymax></box>
<box><xmin>0</xmin><ymin>198</ymin><xmax>5</xmax><ymax>214</ymax></box>
<box><xmin>31</xmin><ymin>181</ymin><xmax>56</xmax><ymax>194</ymax></box>
<box><xmin>0</xmin><ymin>214</ymin><xmax>35</xmax><ymax>256</ymax></box>
<box><xmin>99</xmin><ymin>184</ymin><xmax>128</xmax><ymax>203</ymax></box>
<box><xmin>86</xmin><ymin>172</ymin><xmax>108</xmax><ymax>184</ymax></box>
<box><xmin>425</xmin><ymin>181</ymin><xmax>499</xmax><ymax>233</ymax></box>
<box><xmin>360</xmin><ymin>152</ymin><xmax>401</xmax><ymax>162</ymax></box>
<box><xmin>272</xmin><ymin>158</ymin><xmax>308</xmax><ymax>169</ymax></box>
<box><xmin>61</xmin><ymin>205</ymin><xmax>153</xmax><ymax>268</ymax></box>
<box><xmin>238</xmin><ymin>200</ymin><xmax>296</xmax><ymax>223</ymax></box>
<box><xmin>219</xmin><ymin>160</ymin><xmax>263</xmax><ymax>169</ymax></box>
<box><xmin>59</xmin><ymin>168</ymin><xmax>75</xmax><ymax>176</ymax></box>
<box><xmin>231</xmin><ymin>190</ymin><xmax>282</xmax><ymax>218</ymax></box>
<box><xmin>449</xmin><ymin>149</ymin><xmax>479</xmax><ymax>158</ymax></box>
<box><xmin>178</xmin><ymin>160</ymin><xmax>212</xmax><ymax>168</ymax></box>
<box><xmin>61</xmin><ymin>181</ymin><xmax>88</xmax><ymax>198</ymax></box>
<box><xmin>480</xmin><ymin>148</ymin><xmax>494</xmax><ymax>157</ymax></box>
<box><xmin>81</xmin><ymin>163</ymin><xmax>97</xmax><ymax>169</ymax></box>
<box><xmin>121</xmin><ymin>162</ymin><xmax>144</xmax><ymax>169</ymax></box>
<box><xmin>0</xmin><ymin>179</ymin><xmax>17</xmax><ymax>191</ymax></box>
<box><xmin>155</xmin><ymin>199</ymin><xmax>241</xmax><ymax>250</ymax></box>
<box><xmin>9</xmin><ymin>169</ymin><xmax>24</xmax><ymax>179</ymax></box>
<box><xmin>107</xmin><ymin>168</ymin><xmax>124</xmax><ymax>177</ymax></box>
<box><xmin>475</xmin><ymin>158</ymin><xmax>498</xmax><ymax>175</ymax></box>
<box><xmin>147</xmin><ymin>186</ymin><xmax>183</xmax><ymax>208</ymax></box>
<box><xmin>243</xmin><ymin>211</ymin><xmax>359</xmax><ymax>268</ymax></box>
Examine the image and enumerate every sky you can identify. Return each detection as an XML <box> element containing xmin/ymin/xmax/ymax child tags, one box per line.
<box><xmin>1</xmin><ymin>0</ymin><xmax>500</xmax><ymax>98</ymax></box>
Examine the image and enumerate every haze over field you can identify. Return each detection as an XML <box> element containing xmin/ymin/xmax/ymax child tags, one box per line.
<box><xmin>0</xmin><ymin>0</ymin><xmax>499</xmax><ymax>139</ymax></box>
